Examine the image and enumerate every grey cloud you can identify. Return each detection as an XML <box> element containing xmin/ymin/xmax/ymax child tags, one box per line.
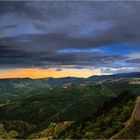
<box><xmin>101</xmin><ymin>67</ymin><xmax>140</xmax><ymax>74</ymax></box>
<box><xmin>0</xmin><ymin>1</ymin><xmax>140</xmax><ymax>72</ymax></box>
<box><xmin>126</xmin><ymin>58</ymin><xmax>140</xmax><ymax>64</ymax></box>
<box><xmin>0</xmin><ymin>43</ymin><xmax>127</xmax><ymax>69</ymax></box>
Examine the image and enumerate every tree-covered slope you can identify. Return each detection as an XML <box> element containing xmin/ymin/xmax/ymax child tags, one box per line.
<box><xmin>56</xmin><ymin>91</ymin><xmax>137</xmax><ymax>139</ymax></box>
<box><xmin>111</xmin><ymin>96</ymin><xmax>140</xmax><ymax>139</ymax></box>
<box><xmin>0</xmin><ymin>84</ymin><xmax>118</xmax><ymax>125</ymax></box>
<box><xmin>111</xmin><ymin>120</ymin><xmax>140</xmax><ymax>139</ymax></box>
<box><xmin>0</xmin><ymin>72</ymin><xmax>139</xmax><ymax>94</ymax></box>
<box><xmin>0</xmin><ymin>81</ymin><xmax>139</xmax><ymax>139</ymax></box>
<box><xmin>17</xmin><ymin>90</ymin><xmax>136</xmax><ymax>139</ymax></box>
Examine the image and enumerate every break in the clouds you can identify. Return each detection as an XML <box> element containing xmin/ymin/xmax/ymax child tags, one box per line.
<box><xmin>0</xmin><ymin>1</ymin><xmax>140</xmax><ymax>74</ymax></box>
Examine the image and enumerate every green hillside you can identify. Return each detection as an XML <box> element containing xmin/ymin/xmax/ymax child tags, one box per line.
<box><xmin>26</xmin><ymin>90</ymin><xmax>137</xmax><ymax>139</ymax></box>
<box><xmin>0</xmin><ymin>78</ymin><xmax>139</xmax><ymax>139</ymax></box>
<box><xmin>0</xmin><ymin>83</ymin><xmax>120</xmax><ymax>139</ymax></box>
<box><xmin>0</xmin><ymin>84</ymin><xmax>118</xmax><ymax>125</ymax></box>
<box><xmin>111</xmin><ymin>120</ymin><xmax>140</xmax><ymax>139</ymax></box>
<box><xmin>111</xmin><ymin>96</ymin><xmax>140</xmax><ymax>139</ymax></box>
<box><xmin>56</xmin><ymin>91</ymin><xmax>136</xmax><ymax>139</ymax></box>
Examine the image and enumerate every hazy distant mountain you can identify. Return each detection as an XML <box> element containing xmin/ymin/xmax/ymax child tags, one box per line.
<box><xmin>0</xmin><ymin>72</ymin><xmax>139</xmax><ymax>94</ymax></box>
<box><xmin>87</xmin><ymin>72</ymin><xmax>140</xmax><ymax>82</ymax></box>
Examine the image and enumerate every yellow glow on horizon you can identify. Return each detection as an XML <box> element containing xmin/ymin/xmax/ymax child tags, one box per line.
<box><xmin>0</xmin><ymin>68</ymin><xmax>101</xmax><ymax>79</ymax></box>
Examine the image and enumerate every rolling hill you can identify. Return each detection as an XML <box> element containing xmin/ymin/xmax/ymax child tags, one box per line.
<box><xmin>0</xmin><ymin>72</ymin><xmax>140</xmax><ymax>139</ymax></box>
<box><xmin>0</xmin><ymin>72</ymin><xmax>139</xmax><ymax>95</ymax></box>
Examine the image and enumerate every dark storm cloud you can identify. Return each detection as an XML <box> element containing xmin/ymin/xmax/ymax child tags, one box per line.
<box><xmin>0</xmin><ymin>1</ymin><xmax>140</xmax><ymax>72</ymax></box>
<box><xmin>0</xmin><ymin>33</ymin><xmax>100</xmax><ymax>51</ymax></box>
<box><xmin>0</xmin><ymin>1</ymin><xmax>26</xmax><ymax>15</ymax></box>
<box><xmin>0</xmin><ymin>44</ymin><xmax>127</xmax><ymax>69</ymax></box>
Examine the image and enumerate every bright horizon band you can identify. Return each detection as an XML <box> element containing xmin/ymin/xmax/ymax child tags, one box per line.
<box><xmin>0</xmin><ymin>68</ymin><xmax>102</xmax><ymax>79</ymax></box>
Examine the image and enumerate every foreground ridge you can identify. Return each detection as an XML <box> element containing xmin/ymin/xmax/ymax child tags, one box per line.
<box><xmin>110</xmin><ymin>96</ymin><xmax>140</xmax><ymax>139</ymax></box>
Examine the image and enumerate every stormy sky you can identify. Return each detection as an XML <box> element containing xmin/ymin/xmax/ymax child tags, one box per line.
<box><xmin>0</xmin><ymin>1</ymin><xmax>140</xmax><ymax>77</ymax></box>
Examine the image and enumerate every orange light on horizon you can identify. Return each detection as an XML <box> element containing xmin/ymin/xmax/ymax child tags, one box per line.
<box><xmin>0</xmin><ymin>68</ymin><xmax>101</xmax><ymax>79</ymax></box>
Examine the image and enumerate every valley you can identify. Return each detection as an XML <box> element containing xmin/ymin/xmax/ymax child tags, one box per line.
<box><xmin>0</xmin><ymin>72</ymin><xmax>140</xmax><ymax>139</ymax></box>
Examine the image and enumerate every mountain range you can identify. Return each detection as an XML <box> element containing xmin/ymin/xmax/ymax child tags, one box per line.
<box><xmin>0</xmin><ymin>72</ymin><xmax>140</xmax><ymax>94</ymax></box>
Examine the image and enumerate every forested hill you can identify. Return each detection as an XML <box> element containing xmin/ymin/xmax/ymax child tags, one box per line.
<box><xmin>0</xmin><ymin>72</ymin><xmax>140</xmax><ymax>94</ymax></box>
<box><xmin>0</xmin><ymin>72</ymin><xmax>140</xmax><ymax>139</ymax></box>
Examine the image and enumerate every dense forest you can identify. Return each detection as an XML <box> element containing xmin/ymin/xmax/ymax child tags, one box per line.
<box><xmin>0</xmin><ymin>73</ymin><xmax>140</xmax><ymax>139</ymax></box>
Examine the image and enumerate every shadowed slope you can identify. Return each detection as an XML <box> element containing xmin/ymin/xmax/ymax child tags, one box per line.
<box><xmin>111</xmin><ymin>96</ymin><xmax>140</xmax><ymax>139</ymax></box>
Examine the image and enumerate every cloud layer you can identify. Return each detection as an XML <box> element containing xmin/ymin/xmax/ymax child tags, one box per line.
<box><xmin>0</xmin><ymin>1</ymin><xmax>140</xmax><ymax>74</ymax></box>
